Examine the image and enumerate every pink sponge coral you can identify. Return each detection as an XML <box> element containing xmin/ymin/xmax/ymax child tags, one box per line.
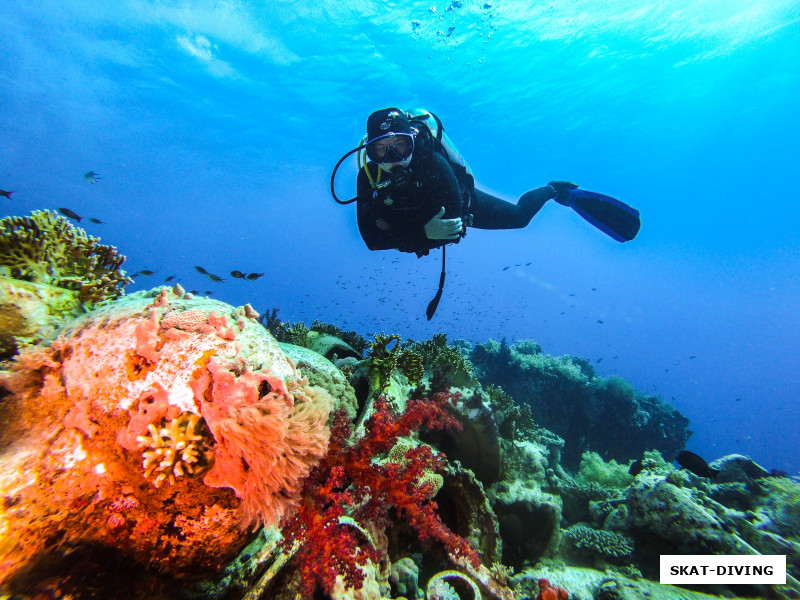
<box><xmin>0</xmin><ymin>287</ymin><xmax>333</xmax><ymax>585</ymax></box>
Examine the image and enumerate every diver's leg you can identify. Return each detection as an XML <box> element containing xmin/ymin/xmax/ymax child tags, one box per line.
<box><xmin>470</xmin><ymin>187</ymin><xmax>553</xmax><ymax>230</ymax></box>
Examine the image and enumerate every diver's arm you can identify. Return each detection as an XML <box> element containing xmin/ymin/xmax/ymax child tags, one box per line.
<box><xmin>423</xmin><ymin>152</ymin><xmax>464</xmax><ymax>220</ymax></box>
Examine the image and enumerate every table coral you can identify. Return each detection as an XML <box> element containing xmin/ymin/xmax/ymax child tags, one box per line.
<box><xmin>0</xmin><ymin>287</ymin><xmax>333</xmax><ymax>591</ymax></box>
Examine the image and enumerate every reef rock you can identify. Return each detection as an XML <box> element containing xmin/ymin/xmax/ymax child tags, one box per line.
<box><xmin>470</xmin><ymin>339</ymin><xmax>691</xmax><ymax>469</ymax></box>
<box><xmin>604</xmin><ymin>473</ymin><xmax>740</xmax><ymax>568</ymax></box>
<box><xmin>0</xmin><ymin>287</ymin><xmax>333</xmax><ymax>593</ymax></box>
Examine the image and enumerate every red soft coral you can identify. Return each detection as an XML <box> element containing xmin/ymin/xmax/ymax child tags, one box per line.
<box><xmin>536</xmin><ymin>578</ymin><xmax>569</xmax><ymax>600</ymax></box>
<box><xmin>280</xmin><ymin>392</ymin><xmax>480</xmax><ymax>596</ymax></box>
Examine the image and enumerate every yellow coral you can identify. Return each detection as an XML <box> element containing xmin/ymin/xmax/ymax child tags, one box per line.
<box><xmin>386</xmin><ymin>439</ymin><xmax>443</xmax><ymax>497</ymax></box>
<box><xmin>0</xmin><ymin>210</ymin><xmax>132</xmax><ymax>306</ymax></box>
<box><xmin>138</xmin><ymin>412</ymin><xmax>215</xmax><ymax>487</ymax></box>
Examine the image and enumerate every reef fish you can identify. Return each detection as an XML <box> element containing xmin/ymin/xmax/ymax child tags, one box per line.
<box><xmin>206</xmin><ymin>273</ymin><xmax>225</xmax><ymax>283</ymax></box>
<box><xmin>246</xmin><ymin>272</ymin><xmax>265</xmax><ymax>280</ymax></box>
<box><xmin>194</xmin><ymin>266</ymin><xmax>208</xmax><ymax>275</ymax></box>
<box><xmin>628</xmin><ymin>460</ymin><xmax>644</xmax><ymax>476</ymax></box>
<box><xmin>58</xmin><ymin>208</ymin><xmax>82</xmax><ymax>222</ymax></box>
<box><xmin>230</xmin><ymin>270</ymin><xmax>247</xmax><ymax>279</ymax></box>
<box><xmin>675</xmin><ymin>450</ymin><xmax>720</xmax><ymax>480</ymax></box>
<box><xmin>88</xmin><ymin>218</ymin><xmax>105</xmax><ymax>224</ymax></box>
<box><xmin>84</xmin><ymin>171</ymin><xmax>101</xmax><ymax>183</ymax></box>
<box><xmin>0</xmin><ymin>189</ymin><xmax>13</xmax><ymax>199</ymax></box>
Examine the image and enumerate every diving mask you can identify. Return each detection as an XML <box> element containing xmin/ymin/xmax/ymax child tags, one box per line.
<box><xmin>366</xmin><ymin>132</ymin><xmax>415</xmax><ymax>164</ymax></box>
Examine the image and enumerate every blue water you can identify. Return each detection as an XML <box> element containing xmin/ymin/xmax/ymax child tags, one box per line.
<box><xmin>2</xmin><ymin>1</ymin><xmax>799</xmax><ymax>474</ymax></box>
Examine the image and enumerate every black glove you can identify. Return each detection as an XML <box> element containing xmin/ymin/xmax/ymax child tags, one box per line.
<box><xmin>548</xmin><ymin>180</ymin><xmax>578</xmax><ymax>206</ymax></box>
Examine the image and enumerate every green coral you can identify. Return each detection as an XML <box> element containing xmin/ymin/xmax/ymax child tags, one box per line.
<box><xmin>485</xmin><ymin>384</ymin><xmax>536</xmax><ymax>441</ymax></box>
<box><xmin>366</xmin><ymin>333</ymin><xmax>423</xmax><ymax>393</ymax></box>
<box><xmin>0</xmin><ymin>210</ymin><xmax>131</xmax><ymax>306</ymax></box>
<box><xmin>406</xmin><ymin>333</ymin><xmax>476</xmax><ymax>390</ymax></box>
<box><xmin>576</xmin><ymin>451</ymin><xmax>634</xmax><ymax>489</ymax></box>
<box><xmin>260</xmin><ymin>313</ymin><xmax>369</xmax><ymax>356</ymax></box>
<box><xmin>561</xmin><ymin>523</ymin><xmax>634</xmax><ymax>560</ymax></box>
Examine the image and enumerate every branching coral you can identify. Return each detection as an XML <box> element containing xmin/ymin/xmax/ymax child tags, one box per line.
<box><xmin>406</xmin><ymin>333</ymin><xmax>476</xmax><ymax>391</ymax></box>
<box><xmin>366</xmin><ymin>333</ymin><xmax>423</xmax><ymax>392</ymax></box>
<box><xmin>485</xmin><ymin>384</ymin><xmax>536</xmax><ymax>441</ymax></box>
<box><xmin>0</xmin><ymin>210</ymin><xmax>131</xmax><ymax>305</ymax></box>
<box><xmin>138</xmin><ymin>411</ymin><xmax>215</xmax><ymax>487</ymax></box>
<box><xmin>260</xmin><ymin>313</ymin><xmax>370</xmax><ymax>356</ymax></box>
<box><xmin>561</xmin><ymin>523</ymin><xmax>634</xmax><ymax>560</ymax></box>
<box><xmin>279</xmin><ymin>392</ymin><xmax>480</xmax><ymax>596</ymax></box>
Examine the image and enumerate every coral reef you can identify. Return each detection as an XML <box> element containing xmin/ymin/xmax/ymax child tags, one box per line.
<box><xmin>1</xmin><ymin>252</ymin><xmax>794</xmax><ymax>600</ymax></box>
<box><xmin>280</xmin><ymin>342</ymin><xmax>360</xmax><ymax>419</ymax></box>
<box><xmin>138</xmin><ymin>411</ymin><xmax>215</xmax><ymax>487</ymax></box>
<box><xmin>406</xmin><ymin>333</ymin><xmax>477</xmax><ymax>391</ymax></box>
<box><xmin>426</xmin><ymin>570</ymin><xmax>483</xmax><ymax>600</ymax></box>
<box><xmin>0</xmin><ymin>210</ymin><xmax>131</xmax><ymax>304</ymax></box>
<box><xmin>0</xmin><ymin>287</ymin><xmax>332</xmax><ymax>592</ymax></box>
<box><xmin>560</xmin><ymin>523</ymin><xmax>634</xmax><ymax>564</ymax></box>
<box><xmin>390</xmin><ymin>556</ymin><xmax>422</xmax><ymax>599</ymax></box>
<box><xmin>470</xmin><ymin>339</ymin><xmax>690</xmax><ymax>468</ymax></box>
<box><xmin>366</xmin><ymin>333</ymin><xmax>424</xmax><ymax>393</ymax></box>
<box><xmin>0</xmin><ymin>211</ymin><xmax>133</xmax><ymax>358</ymax></box>
<box><xmin>275</xmin><ymin>393</ymin><xmax>480</xmax><ymax>597</ymax></box>
<box><xmin>261</xmin><ymin>312</ymin><xmax>370</xmax><ymax>357</ymax></box>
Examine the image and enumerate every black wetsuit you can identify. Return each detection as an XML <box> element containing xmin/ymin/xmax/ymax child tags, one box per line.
<box><xmin>357</xmin><ymin>146</ymin><xmax>553</xmax><ymax>256</ymax></box>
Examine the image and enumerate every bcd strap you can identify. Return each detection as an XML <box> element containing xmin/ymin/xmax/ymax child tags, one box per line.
<box><xmin>425</xmin><ymin>245</ymin><xmax>447</xmax><ymax>320</ymax></box>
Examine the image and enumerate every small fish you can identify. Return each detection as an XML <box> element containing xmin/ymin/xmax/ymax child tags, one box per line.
<box><xmin>246</xmin><ymin>272</ymin><xmax>265</xmax><ymax>280</ymax></box>
<box><xmin>502</xmin><ymin>266</ymin><xmax>509</xmax><ymax>271</ymax></box>
<box><xmin>84</xmin><ymin>171</ymin><xmax>101</xmax><ymax>183</ymax></box>
<box><xmin>231</xmin><ymin>270</ymin><xmax>247</xmax><ymax>279</ymax></box>
<box><xmin>164</xmin><ymin>276</ymin><xmax>176</xmax><ymax>283</ymax></box>
<box><xmin>204</xmin><ymin>290</ymin><xmax>213</xmax><ymax>295</ymax></box>
<box><xmin>675</xmin><ymin>450</ymin><xmax>720</xmax><ymax>480</ymax></box>
<box><xmin>194</xmin><ymin>266</ymin><xmax>208</xmax><ymax>275</ymax></box>
<box><xmin>689</xmin><ymin>355</ymin><xmax>696</xmax><ymax>359</ymax></box>
<box><xmin>628</xmin><ymin>460</ymin><xmax>644</xmax><ymax>476</ymax></box>
<box><xmin>597</xmin><ymin>319</ymin><xmax>604</xmax><ymax>324</ymax></box>
<box><xmin>88</xmin><ymin>218</ymin><xmax>105</xmax><ymax>224</ymax></box>
<box><xmin>139</xmin><ymin>270</ymin><xmax>156</xmax><ymax>276</ymax></box>
<box><xmin>0</xmin><ymin>189</ymin><xmax>13</xmax><ymax>199</ymax></box>
<box><xmin>206</xmin><ymin>273</ymin><xmax>225</xmax><ymax>283</ymax></box>
<box><xmin>58</xmin><ymin>207</ymin><xmax>82</xmax><ymax>221</ymax></box>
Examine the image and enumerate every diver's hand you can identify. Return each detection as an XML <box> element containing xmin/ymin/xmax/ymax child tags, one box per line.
<box><xmin>424</xmin><ymin>207</ymin><xmax>463</xmax><ymax>240</ymax></box>
<box><xmin>548</xmin><ymin>181</ymin><xmax>578</xmax><ymax>206</ymax></box>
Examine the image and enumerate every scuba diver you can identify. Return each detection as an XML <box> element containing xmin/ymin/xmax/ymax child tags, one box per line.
<box><xmin>330</xmin><ymin>107</ymin><xmax>641</xmax><ymax>319</ymax></box>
